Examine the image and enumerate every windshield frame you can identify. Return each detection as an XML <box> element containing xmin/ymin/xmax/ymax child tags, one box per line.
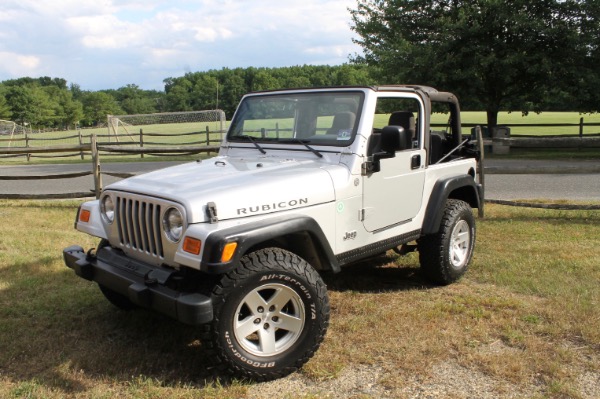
<box><xmin>226</xmin><ymin>90</ymin><xmax>365</xmax><ymax>148</ymax></box>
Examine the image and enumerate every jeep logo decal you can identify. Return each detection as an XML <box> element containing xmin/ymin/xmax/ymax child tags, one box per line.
<box><xmin>237</xmin><ymin>198</ymin><xmax>308</xmax><ymax>215</ymax></box>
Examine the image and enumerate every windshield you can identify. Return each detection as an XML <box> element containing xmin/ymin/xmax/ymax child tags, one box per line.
<box><xmin>227</xmin><ymin>91</ymin><xmax>364</xmax><ymax>147</ymax></box>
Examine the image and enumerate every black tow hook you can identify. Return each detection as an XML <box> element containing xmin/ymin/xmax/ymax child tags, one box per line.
<box><xmin>144</xmin><ymin>272</ymin><xmax>158</xmax><ymax>286</ymax></box>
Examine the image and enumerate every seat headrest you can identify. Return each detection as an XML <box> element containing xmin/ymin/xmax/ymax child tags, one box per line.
<box><xmin>388</xmin><ymin>111</ymin><xmax>415</xmax><ymax>133</ymax></box>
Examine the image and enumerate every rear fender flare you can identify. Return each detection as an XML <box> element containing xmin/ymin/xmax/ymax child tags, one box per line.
<box><xmin>422</xmin><ymin>175</ymin><xmax>481</xmax><ymax>235</ymax></box>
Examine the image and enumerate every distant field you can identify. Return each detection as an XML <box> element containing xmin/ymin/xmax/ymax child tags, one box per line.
<box><xmin>0</xmin><ymin>122</ymin><xmax>225</xmax><ymax>164</ymax></box>
<box><xmin>1</xmin><ymin>112</ymin><xmax>599</xmax><ymax>164</ymax></box>
<box><xmin>439</xmin><ymin>111</ymin><xmax>600</xmax><ymax>136</ymax></box>
<box><xmin>1</xmin><ymin>112</ymin><xmax>598</xmax><ymax>148</ymax></box>
<box><xmin>0</xmin><ymin>121</ymin><xmax>225</xmax><ymax>147</ymax></box>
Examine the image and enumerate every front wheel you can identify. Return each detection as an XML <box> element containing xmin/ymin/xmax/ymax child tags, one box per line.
<box><xmin>203</xmin><ymin>248</ymin><xmax>330</xmax><ymax>381</ymax></box>
<box><xmin>418</xmin><ymin>199</ymin><xmax>476</xmax><ymax>285</ymax></box>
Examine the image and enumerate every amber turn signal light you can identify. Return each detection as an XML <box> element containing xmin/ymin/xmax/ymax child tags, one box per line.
<box><xmin>182</xmin><ymin>237</ymin><xmax>202</xmax><ymax>255</ymax></box>
<box><xmin>221</xmin><ymin>242</ymin><xmax>238</xmax><ymax>263</ymax></box>
<box><xmin>79</xmin><ymin>209</ymin><xmax>91</xmax><ymax>223</ymax></box>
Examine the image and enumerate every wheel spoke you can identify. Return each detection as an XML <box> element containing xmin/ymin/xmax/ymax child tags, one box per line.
<box><xmin>455</xmin><ymin>230</ymin><xmax>469</xmax><ymax>246</ymax></box>
<box><xmin>243</xmin><ymin>290</ymin><xmax>268</xmax><ymax>312</ymax></box>
<box><xmin>236</xmin><ymin>315</ymin><xmax>260</xmax><ymax>338</ymax></box>
<box><xmin>276</xmin><ymin>313</ymin><xmax>304</xmax><ymax>334</ymax></box>
<box><xmin>452</xmin><ymin>247</ymin><xmax>466</xmax><ymax>264</ymax></box>
<box><xmin>268</xmin><ymin>287</ymin><xmax>296</xmax><ymax>310</ymax></box>
<box><xmin>258</xmin><ymin>326</ymin><xmax>277</xmax><ymax>353</ymax></box>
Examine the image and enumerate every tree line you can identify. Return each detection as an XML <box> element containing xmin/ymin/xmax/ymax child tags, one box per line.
<box><xmin>0</xmin><ymin>65</ymin><xmax>373</xmax><ymax>130</ymax></box>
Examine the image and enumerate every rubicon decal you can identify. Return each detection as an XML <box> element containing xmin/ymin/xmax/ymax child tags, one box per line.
<box><xmin>237</xmin><ymin>198</ymin><xmax>308</xmax><ymax>215</ymax></box>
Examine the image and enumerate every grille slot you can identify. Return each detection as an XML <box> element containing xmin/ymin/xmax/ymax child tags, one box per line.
<box><xmin>116</xmin><ymin>196</ymin><xmax>164</xmax><ymax>259</ymax></box>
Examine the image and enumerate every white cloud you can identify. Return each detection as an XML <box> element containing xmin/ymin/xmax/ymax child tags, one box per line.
<box><xmin>67</xmin><ymin>14</ymin><xmax>145</xmax><ymax>49</ymax></box>
<box><xmin>0</xmin><ymin>52</ymin><xmax>41</xmax><ymax>76</ymax></box>
<box><xmin>0</xmin><ymin>0</ymin><xmax>362</xmax><ymax>90</ymax></box>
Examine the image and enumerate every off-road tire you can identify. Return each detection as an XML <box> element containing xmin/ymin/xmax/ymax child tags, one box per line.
<box><xmin>418</xmin><ymin>199</ymin><xmax>475</xmax><ymax>285</ymax></box>
<box><xmin>201</xmin><ymin>247</ymin><xmax>330</xmax><ymax>381</ymax></box>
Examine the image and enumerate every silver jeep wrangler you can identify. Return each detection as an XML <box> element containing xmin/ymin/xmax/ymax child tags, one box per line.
<box><xmin>64</xmin><ymin>85</ymin><xmax>483</xmax><ymax>380</ymax></box>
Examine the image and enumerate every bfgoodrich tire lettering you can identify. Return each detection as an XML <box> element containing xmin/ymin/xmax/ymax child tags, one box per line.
<box><xmin>418</xmin><ymin>199</ymin><xmax>475</xmax><ymax>285</ymax></box>
<box><xmin>203</xmin><ymin>247</ymin><xmax>330</xmax><ymax>381</ymax></box>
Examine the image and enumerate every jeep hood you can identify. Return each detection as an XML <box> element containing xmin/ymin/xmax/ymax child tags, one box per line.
<box><xmin>105</xmin><ymin>156</ymin><xmax>337</xmax><ymax>223</ymax></box>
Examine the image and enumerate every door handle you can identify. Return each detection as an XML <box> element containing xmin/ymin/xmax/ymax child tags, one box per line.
<box><xmin>411</xmin><ymin>154</ymin><xmax>421</xmax><ymax>169</ymax></box>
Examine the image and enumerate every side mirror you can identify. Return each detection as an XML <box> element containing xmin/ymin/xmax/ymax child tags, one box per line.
<box><xmin>380</xmin><ymin>125</ymin><xmax>409</xmax><ymax>152</ymax></box>
<box><xmin>364</xmin><ymin>126</ymin><xmax>409</xmax><ymax>174</ymax></box>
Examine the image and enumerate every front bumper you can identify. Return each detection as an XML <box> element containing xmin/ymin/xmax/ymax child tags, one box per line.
<box><xmin>63</xmin><ymin>245</ymin><xmax>213</xmax><ymax>325</ymax></box>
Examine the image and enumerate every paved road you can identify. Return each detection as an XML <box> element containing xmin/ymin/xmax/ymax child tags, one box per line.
<box><xmin>1</xmin><ymin>160</ymin><xmax>599</xmax><ymax>201</ymax></box>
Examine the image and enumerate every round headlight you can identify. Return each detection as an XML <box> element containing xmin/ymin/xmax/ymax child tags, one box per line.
<box><xmin>163</xmin><ymin>208</ymin><xmax>184</xmax><ymax>242</ymax></box>
<box><xmin>101</xmin><ymin>195</ymin><xmax>115</xmax><ymax>224</ymax></box>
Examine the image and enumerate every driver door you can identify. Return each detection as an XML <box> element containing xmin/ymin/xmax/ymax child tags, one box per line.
<box><xmin>362</xmin><ymin>95</ymin><xmax>426</xmax><ymax>232</ymax></box>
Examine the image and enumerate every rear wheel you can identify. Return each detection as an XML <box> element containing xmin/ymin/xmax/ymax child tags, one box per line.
<box><xmin>418</xmin><ymin>199</ymin><xmax>475</xmax><ymax>285</ymax></box>
<box><xmin>202</xmin><ymin>247</ymin><xmax>330</xmax><ymax>381</ymax></box>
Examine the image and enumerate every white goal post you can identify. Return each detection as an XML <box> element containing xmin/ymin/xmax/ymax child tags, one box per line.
<box><xmin>106</xmin><ymin>110</ymin><xmax>226</xmax><ymax>142</ymax></box>
<box><xmin>0</xmin><ymin>119</ymin><xmax>32</xmax><ymax>148</ymax></box>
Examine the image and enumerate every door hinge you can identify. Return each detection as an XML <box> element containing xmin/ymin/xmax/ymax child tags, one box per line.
<box><xmin>361</xmin><ymin>161</ymin><xmax>373</xmax><ymax>176</ymax></box>
<box><xmin>359</xmin><ymin>208</ymin><xmax>366</xmax><ymax>221</ymax></box>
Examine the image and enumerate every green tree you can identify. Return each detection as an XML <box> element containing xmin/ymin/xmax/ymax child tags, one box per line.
<box><xmin>81</xmin><ymin>92</ymin><xmax>123</xmax><ymax>126</ymax></box>
<box><xmin>334</xmin><ymin>64</ymin><xmax>373</xmax><ymax>86</ymax></box>
<box><xmin>114</xmin><ymin>84</ymin><xmax>161</xmax><ymax>115</ymax></box>
<box><xmin>350</xmin><ymin>0</ymin><xmax>596</xmax><ymax>128</ymax></box>
<box><xmin>164</xmin><ymin>77</ymin><xmax>193</xmax><ymax>111</ymax></box>
<box><xmin>5</xmin><ymin>85</ymin><xmax>55</xmax><ymax>127</ymax></box>
<box><xmin>0</xmin><ymin>95</ymin><xmax>11</xmax><ymax>120</ymax></box>
<box><xmin>219</xmin><ymin>71</ymin><xmax>246</xmax><ymax>114</ymax></box>
<box><xmin>162</xmin><ymin>65</ymin><xmax>375</xmax><ymax>117</ymax></box>
<box><xmin>44</xmin><ymin>87</ymin><xmax>83</xmax><ymax>129</ymax></box>
<box><xmin>250</xmin><ymin>69</ymin><xmax>281</xmax><ymax>91</ymax></box>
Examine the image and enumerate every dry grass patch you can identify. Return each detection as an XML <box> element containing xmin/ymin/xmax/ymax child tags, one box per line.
<box><xmin>0</xmin><ymin>201</ymin><xmax>598</xmax><ymax>398</ymax></box>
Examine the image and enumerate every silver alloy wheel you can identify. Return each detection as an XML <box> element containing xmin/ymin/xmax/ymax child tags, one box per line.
<box><xmin>233</xmin><ymin>283</ymin><xmax>305</xmax><ymax>357</ymax></box>
<box><xmin>449</xmin><ymin>219</ymin><xmax>471</xmax><ymax>268</ymax></box>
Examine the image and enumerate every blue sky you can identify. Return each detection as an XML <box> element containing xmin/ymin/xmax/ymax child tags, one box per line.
<box><xmin>0</xmin><ymin>0</ymin><xmax>363</xmax><ymax>91</ymax></box>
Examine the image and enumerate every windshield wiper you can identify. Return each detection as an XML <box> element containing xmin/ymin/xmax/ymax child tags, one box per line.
<box><xmin>237</xmin><ymin>135</ymin><xmax>266</xmax><ymax>154</ymax></box>
<box><xmin>286</xmin><ymin>139</ymin><xmax>323</xmax><ymax>158</ymax></box>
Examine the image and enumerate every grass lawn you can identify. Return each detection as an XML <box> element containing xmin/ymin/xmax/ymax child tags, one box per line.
<box><xmin>0</xmin><ymin>201</ymin><xmax>598</xmax><ymax>398</ymax></box>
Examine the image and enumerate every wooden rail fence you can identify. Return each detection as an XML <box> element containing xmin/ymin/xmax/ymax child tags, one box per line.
<box><xmin>1</xmin><ymin>129</ymin><xmax>599</xmax><ymax>200</ymax></box>
<box><xmin>0</xmin><ymin>133</ymin><xmax>220</xmax><ymax>200</ymax></box>
<box><xmin>0</xmin><ymin>126</ymin><xmax>222</xmax><ymax>161</ymax></box>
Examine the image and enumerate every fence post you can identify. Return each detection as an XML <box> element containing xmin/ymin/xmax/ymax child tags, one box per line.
<box><xmin>91</xmin><ymin>134</ymin><xmax>103</xmax><ymax>199</ymax></box>
<box><xmin>25</xmin><ymin>132</ymin><xmax>31</xmax><ymax>162</ymax></box>
<box><xmin>206</xmin><ymin>126</ymin><xmax>210</xmax><ymax>154</ymax></box>
<box><xmin>139</xmin><ymin>128</ymin><xmax>144</xmax><ymax>159</ymax></box>
<box><xmin>579</xmin><ymin>117</ymin><xmax>584</xmax><ymax>138</ymax></box>
<box><xmin>475</xmin><ymin>125</ymin><xmax>485</xmax><ymax>218</ymax></box>
<box><xmin>78</xmin><ymin>131</ymin><xmax>85</xmax><ymax>160</ymax></box>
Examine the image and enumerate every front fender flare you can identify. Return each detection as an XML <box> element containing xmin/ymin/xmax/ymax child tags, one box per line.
<box><xmin>200</xmin><ymin>215</ymin><xmax>339</xmax><ymax>274</ymax></box>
